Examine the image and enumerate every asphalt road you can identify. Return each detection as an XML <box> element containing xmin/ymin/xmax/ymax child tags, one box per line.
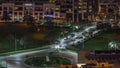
<box><xmin>0</xmin><ymin>48</ymin><xmax>77</xmax><ymax>68</ymax></box>
<box><xmin>0</xmin><ymin>25</ymin><xmax>102</xmax><ymax>68</ymax></box>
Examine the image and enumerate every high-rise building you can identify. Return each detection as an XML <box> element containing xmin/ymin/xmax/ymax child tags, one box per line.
<box><xmin>57</xmin><ymin>0</ymin><xmax>99</xmax><ymax>23</ymax></box>
<box><xmin>98</xmin><ymin>0</ymin><xmax>119</xmax><ymax>21</ymax></box>
<box><xmin>0</xmin><ymin>0</ymin><xmax>99</xmax><ymax>24</ymax></box>
<box><xmin>76</xmin><ymin>0</ymin><xmax>99</xmax><ymax>23</ymax></box>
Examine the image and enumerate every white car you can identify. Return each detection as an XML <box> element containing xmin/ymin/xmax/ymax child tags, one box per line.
<box><xmin>92</xmin><ymin>30</ymin><xmax>102</xmax><ymax>36</ymax></box>
<box><xmin>84</xmin><ymin>26</ymin><xmax>96</xmax><ymax>33</ymax></box>
<box><xmin>73</xmin><ymin>38</ymin><xmax>84</xmax><ymax>45</ymax></box>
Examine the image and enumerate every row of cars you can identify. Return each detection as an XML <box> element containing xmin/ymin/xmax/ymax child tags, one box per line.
<box><xmin>53</xmin><ymin>25</ymin><xmax>103</xmax><ymax>50</ymax></box>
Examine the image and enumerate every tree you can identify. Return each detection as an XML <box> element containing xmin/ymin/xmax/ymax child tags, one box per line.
<box><xmin>23</xmin><ymin>14</ymin><xmax>35</xmax><ymax>26</ymax></box>
<box><xmin>23</xmin><ymin>14</ymin><xmax>37</xmax><ymax>32</ymax></box>
<box><xmin>2</xmin><ymin>11</ymin><xmax>11</xmax><ymax>23</ymax></box>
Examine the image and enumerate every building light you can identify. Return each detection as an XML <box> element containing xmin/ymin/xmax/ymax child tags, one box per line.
<box><xmin>89</xmin><ymin>6</ymin><xmax>92</xmax><ymax>8</ymax></box>
<box><xmin>55</xmin><ymin>8</ymin><xmax>59</xmax><ymax>10</ymax></box>
<box><xmin>83</xmin><ymin>10</ymin><xmax>87</xmax><ymax>12</ymax></box>
<box><xmin>24</xmin><ymin>3</ymin><xmax>33</xmax><ymax>6</ymax></box>
<box><xmin>78</xmin><ymin>3</ymin><xmax>82</xmax><ymax>5</ymax></box>
<box><xmin>68</xmin><ymin>9</ymin><xmax>72</xmax><ymax>12</ymax></box>
<box><xmin>89</xmin><ymin>10</ymin><xmax>92</xmax><ymax>12</ymax></box>
<box><xmin>77</xmin><ymin>64</ymin><xmax>86</xmax><ymax>68</ymax></box>
<box><xmin>14</xmin><ymin>7</ymin><xmax>18</xmax><ymax>10</ymax></box>
<box><xmin>78</xmin><ymin>6</ymin><xmax>81</xmax><ymax>9</ymax></box>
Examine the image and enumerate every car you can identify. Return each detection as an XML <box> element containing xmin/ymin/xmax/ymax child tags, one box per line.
<box><xmin>93</xmin><ymin>29</ymin><xmax>103</xmax><ymax>36</ymax></box>
<box><xmin>85</xmin><ymin>26</ymin><xmax>96</xmax><ymax>32</ymax></box>
<box><xmin>54</xmin><ymin>40</ymin><xmax>60</xmax><ymax>44</ymax></box>
<box><xmin>70</xmin><ymin>33</ymin><xmax>76</xmax><ymax>37</ymax></box>
<box><xmin>73</xmin><ymin>38</ymin><xmax>84</xmax><ymax>45</ymax></box>
<box><xmin>82</xmin><ymin>35</ymin><xmax>87</xmax><ymax>40</ymax></box>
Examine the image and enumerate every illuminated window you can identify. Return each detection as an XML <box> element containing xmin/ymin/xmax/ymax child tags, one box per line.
<box><xmin>84</xmin><ymin>2</ymin><xmax>87</xmax><ymax>5</ymax></box>
<box><xmin>89</xmin><ymin>6</ymin><xmax>92</xmax><ymax>8</ymax></box>
<box><xmin>68</xmin><ymin>9</ymin><xmax>72</xmax><ymax>12</ymax></box>
<box><xmin>55</xmin><ymin>8</ymin><xmax>59</xmax><ymax>10</ymax></box>
<box><xmin>78</xmin><ymin>3</ymin><xmax>82</xmax><ymax>5</ymax></box>
<box><xmin>83</xmin><ymin>6</ymin><xmax>87</xmax><ymax>9</ymax></box>
<box><xmin>83</xmin><ymin>10</ymin><xmax>87</xmax><ymax>12</ymax></box>
<box><xmin>89</xmin><ymin>10</ymin><xmax>92</xmax><ymax>12</ymax></box>
<box><xmin>78</xmin><ymin>6</ymin><xmax>81</xmax><ymax>9</ymax></box>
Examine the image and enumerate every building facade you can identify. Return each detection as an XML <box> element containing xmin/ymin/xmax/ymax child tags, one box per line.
<box><xmin>82</xmin><ymin>62</ymin><xmax>114</xmax><ymax>68</ymax></box>
<box><xmin>86</xmin><ymin>50</ymin><xmax>120</xmax><ymax>63</ymax></box>
<box><xmin>0</xmin><ymin>0</ymin><xmax>99</xmax><ymax>24</ymax></box>
<box><xmin>98</xmin><ymin>0</ymin><xmax>119</xmax><ymax>21</ymax></box>
<box><xmin>0</xmin><ymin>0</ymin><xmax>66</xmax><ymax>24</ymax></box>
<box><xmin>76</xmin><ymin>0</ymin><xmax>99</xmax><ymax>23</ymax></box>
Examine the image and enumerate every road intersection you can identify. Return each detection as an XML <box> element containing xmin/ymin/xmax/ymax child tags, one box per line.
<box><xmin>0</xmin><ymin>25</ymin><xmax>103</xmax><ymax>68</ymax></box>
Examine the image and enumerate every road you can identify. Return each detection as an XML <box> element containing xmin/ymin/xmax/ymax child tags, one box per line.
<box><xmin>0</xmin><ymin>25</ymin><xmax>103</xmax><ymax>68</ymax></box>
<box><xmin>53</xmin><ymin>25</ymin><xmax>102</xmax><ymax>50</ymax></box>
<box><xmin>0</xmin><ymin>48</ymin><xmax>77</xmax><ymax>68</ymax></box>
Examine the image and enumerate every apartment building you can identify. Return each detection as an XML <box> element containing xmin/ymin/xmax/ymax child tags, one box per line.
<box><xmin>0</xmin><ymin>0</ymin><xmax>99</xmax><ymax>24</ymax></box>
<box><xmin>98</xmin><ymin>0</ymin><xmax>119</xmax><ymax>20</ymax></box>
<box><xmin>0</xmin><ymin>0</ymin><xmax>66</xmax><ymax>23</ymax></box>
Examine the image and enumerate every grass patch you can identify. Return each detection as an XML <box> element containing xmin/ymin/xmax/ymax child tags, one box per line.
<box><xmin>0</xmin><ymin>67</ymin><xmax>6</xmax><ymax>68</ymax></box>
<box><xmin>83</xmin><ymin>32</ymin><xmax>120</xmax><ymax>51</ymax></box>
<box><xmin>67</xmin><ymin>48</ymin><xmax>77</xmax><ymax>53</ymax></box>
<box><xmin>0</xmin><ymin>24</ymin><xmax>71</xmax><ymax>53</ymax></box>
<box><xmin>25</xmin><ymin>56</ymin><xmax>71</xmax><ymax>67</ymax></box>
